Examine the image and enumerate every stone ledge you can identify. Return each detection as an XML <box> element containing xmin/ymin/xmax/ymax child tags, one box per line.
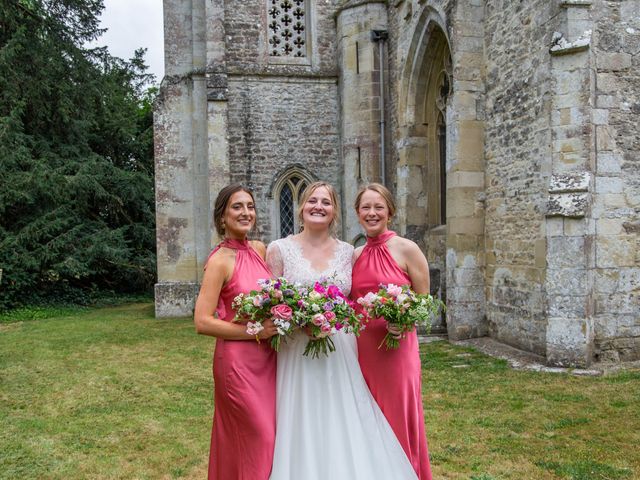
<box><xmin>550</xmin><ymin>31</ymin><xmax>591</xmax><ymax>55</ymax></box>
<box><xmin>547</xmin><ymin>192</ymin><xmax>588</xmax><ymax>217</ymax></box>
<box><xmin>549</xmin><ymin>172</ymin><xmax>591</xmax><ymax>193</ymax></box>
<box><xmin>560</xmin><ymin>0</ymin><xmax>592</xmax><ymax>7</ymax></box>
<box><xmin>452</xmin><ymin>337</ymin><xmax>602</xmax><ymax>375</ymax></box>
<box><xmin>450</xmin><ymin>337</ymin><xmax>640</xmax><ymax>374</ymax></box>
<box><xmin>335</xmin><ymin>0</ymin><xmax>387</xmax><ymax>18</ymax></box>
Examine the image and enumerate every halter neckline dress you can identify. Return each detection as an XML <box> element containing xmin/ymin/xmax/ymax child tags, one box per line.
<box><xmin>207</xmin><ymin>238</ymin><xmax>277</xmax><ymax>480</ymax></box>
<box><xmin>351</xmin><ymin>230</ymin><xmax>433</xmax><ymax>479</ymax></box>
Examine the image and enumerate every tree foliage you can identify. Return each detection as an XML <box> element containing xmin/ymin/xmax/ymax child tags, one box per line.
<box><xmin>0</xmin><ymin>0</ymin><xmax>156</xmax><ymax>309</ymax></box>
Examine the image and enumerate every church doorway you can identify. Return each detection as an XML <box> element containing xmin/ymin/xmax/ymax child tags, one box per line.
<box><xmin>397</xmin><ymin>14</ymin><xmax>451</xmax><ymax>333</ymax></box>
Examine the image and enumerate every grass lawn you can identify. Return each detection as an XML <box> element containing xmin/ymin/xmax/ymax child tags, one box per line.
<box><xmin>1</xmin><ymin>303</ymin><xmax>638</xmax><ymax>479</ymax></box>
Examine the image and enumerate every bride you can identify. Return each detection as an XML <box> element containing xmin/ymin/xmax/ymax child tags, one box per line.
<box><xmin>267</xmin><ymin>181</ymin><xmax>417</xmax><ymax>480</ymax></box>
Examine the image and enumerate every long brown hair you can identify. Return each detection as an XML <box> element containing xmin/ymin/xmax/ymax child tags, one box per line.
<box><xmin>213</xmin><ymin>184</ymin><xmax>257</xmax><ymax>236</ymax></box>
<box><xmin>297</xmin><ymin>181</ymin><xmax>341</xmax><ymax>236</ymax></box>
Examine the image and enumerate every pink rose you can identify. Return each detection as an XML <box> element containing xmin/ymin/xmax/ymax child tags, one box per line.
<box><xmin>271</xmin><ymin>304</ymin><xmax>293</xmax><ymax>321</ymax></box>
<box><xmin>273</xmin><ymin>289</ymin><xmax>284</xmax><ymax>300</ymax></box>
<box><xmin>312</xmin><ymin>313</ymin><xmax>326</xmax><ymax>326</ymax></box>
<box><xmin>386</xmin><ymin>284</ymin><xmax>403</xmax><ymax>297</ymax></box>
<box><xmin>320</xmin><ymin>323</ymin><xmax>332</xmax><ymax>334</ymax></box>
<box><xmin>324</xmin><ymin>311</ymin><xmax>336</xmax><ymax>321</ymax></box>
<box><xmin>313</xmin><ymin>282</ymin><xmax>326</xmax><ymax>294</ymax></box>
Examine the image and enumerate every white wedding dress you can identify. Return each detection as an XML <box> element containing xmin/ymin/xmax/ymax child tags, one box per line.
<box><xmin>267</xmin><ymin>236</ymin><xmax>417</xmax><ymax>480</ymax></box>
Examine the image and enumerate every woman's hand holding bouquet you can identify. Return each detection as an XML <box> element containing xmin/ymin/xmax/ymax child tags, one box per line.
<box><xmin>295</xmin><ymin>281</ymin><xmax>363</xmax><ymax>358</ymax></box>
<box><xmin>357</xmin><ymin>283</ymin><xmax>444</xmax><ymax>350</ymax></box>
<box><xmin>232</xmin><ymin>278</ymin><xmax>300</xmax><ymax>351</ymax></box>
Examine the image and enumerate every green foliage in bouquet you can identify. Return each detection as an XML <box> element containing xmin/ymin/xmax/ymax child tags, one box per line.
<box><xmin>357</xmin><ymin>284</ymin><xmax>445</xmax><ymax>350</ymax></box>
<box><xmin>232</xmin><ymin>278</ymin><xmax>301</xmax><ymax>351</ymax></box>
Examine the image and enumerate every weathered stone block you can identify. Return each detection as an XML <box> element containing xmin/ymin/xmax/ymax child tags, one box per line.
<box><xmin>550</xmin><ymin>31</ymin><xmax>591</xmax><ymax>55</ymax></box>
<box><xmin>596</xmin><ymin>94</ymin><xmax>618</xmax><ymax>109</ymax></box>
<box><xmin>448</xmin><ymin>285</ymin><xmax>485</xmax><ymax>303</ymax></box>
<box><xmin>547</xmin><ymin>268</ymin><xmax>587</xmax><ymax>295</ymax></box>
<box><xmin>546</xmin><ymin>316</ymin><xmax>593</xmax><ymax>367</ymax></box>
<box><xmin>547</xmin><ymin>192</ymin><xmax>589</xmax><ymax>217</ymax></box>
<box><xmin>564</xmin><ymin>218</ymin><xmax>593</xmax><ymax>236</ymax></box>
<box><xmin>446</xmin><ymin>301</ymin><xmax>488</xmax><ymax>340</ymax></box>
<box><xmin>595</xmin><ymin>176</ymin><xmax>623</xmax><ymax>194</ymax></box>
<box><xmin>546</xmin><ymin>217</ymin><xmax>565</xmax><ymax>236</ymax></box>
<box><xmin>597</xmin><ymin>152</ymin><xmax>622</xmax><ymax>173</ymax></box>
<box><xmin>596</xmin><ymin>52</ymin><xmax>632</xmax><ymax>71</ymax></box>
<box><xmin>596</xmin><ymin>236</ymin><xmax>636</xmax><ymax>268</ymax></box>
<box><xmin>596</xmin><ymin>218</ymin><xmax>624</xmax><ymax>235</ymax></box>
<box><xmin>549</xmin><ymin>294</ymin><xmax>588</xmax><ymax>317</ymax></box>
<box><xmin>596</xmin><ymin>73</ymin><xmax>619</xmax><ymax>94</ymax></box>
<box><xmin>453</xmin><ymin>120</ymin><xmax>484</xmax><ymax>170</ymax></box>
<box><xmin>549</xmin><ymin>172</ymin><xmax>590</xmax><ymax>193</ymax></box>
<box><xmin>591</xmin><ymin>108</ymin><xmax>609</xmax><ymax>125</ymax></box>
<box><xmin>594</xmin><ymin>313</ymin><xmax>618</xmax><ymax>338</ymax></box>
<box><xmin>453</xmin><ymin>267</ymin><xmax>484</xmax><ymax>287</ymax></box>
<box><xmin>595</xmin><ymin>293</ymin><xmax>640</xmax><ymax>315</ymax></box>
<box><xmin>155</xmin><ymin>282</ymin><xmax>200</xmax><ymax>318</ymax></box>
<box><xmin>448</xmin><ymin>217</ymin><xmax>484</xmax><ymax>235</ymax></box>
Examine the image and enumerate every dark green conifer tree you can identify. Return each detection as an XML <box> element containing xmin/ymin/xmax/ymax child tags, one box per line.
<box><xmin>0</xmin><ymin>0</ymin><xmax>156</xmax><ymax>309</ymax></box>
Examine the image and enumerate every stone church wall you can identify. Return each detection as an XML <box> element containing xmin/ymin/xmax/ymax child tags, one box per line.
<box><xmin>155</xmin><ymin>0</ymin><xmax>639</xmax><ymax>366</ymax></box>
<box><xmin>592</xmin><ymin>0</ymin><xmax>640</xmax><ymax>362</ymax></box>
<box><xmin>226</xmin><ymin>79</ymin><xmax>341</xmax><ymax>241</ymax></box>
<box><xmin>223</xmin><ymin>1</ymin><xmax>342</xmax><ymax>242</ymax></box>
<box><xmin>483</xmin><ymin>0</ymin><xmax>558</xmax><ymax>356</ymax></box>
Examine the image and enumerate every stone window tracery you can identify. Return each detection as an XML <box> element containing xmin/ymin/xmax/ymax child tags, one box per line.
<box><xmin>268</xmin><ymin>0</ymin><xmax>308</xmax><ymax>58</ymax></box>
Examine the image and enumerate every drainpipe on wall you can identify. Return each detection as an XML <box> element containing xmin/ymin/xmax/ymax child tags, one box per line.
<box><xmin>371</xmin><ymin>29</ymin><xmax>388</xmax><ymax>186</ymax></box>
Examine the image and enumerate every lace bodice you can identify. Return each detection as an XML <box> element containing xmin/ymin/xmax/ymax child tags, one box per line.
<box><xmin>267</xmin><ymin>236</ymin><xmax>354</xmax><ymax>295</ymax></box>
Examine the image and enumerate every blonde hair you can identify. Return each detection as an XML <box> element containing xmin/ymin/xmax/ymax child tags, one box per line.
<box><xmin>354</xmin><ymin>183</ymin><xmax>396</xmax><ymax>218</ymax></box>
<box><xmin>297</xmin><ymin>181</ymin><xmax>341</xmax><ymax>236</ymax></box>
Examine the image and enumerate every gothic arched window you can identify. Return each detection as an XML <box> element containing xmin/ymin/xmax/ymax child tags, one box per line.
<box><xmin>274</xmin><ymin>169</ymin><xmax>313</xmax><ymax>237</ymax></box>
<box><xmin>432</xmin><ymin>60</ymin><xmax>451</xmax><ymax>226</ymax></box>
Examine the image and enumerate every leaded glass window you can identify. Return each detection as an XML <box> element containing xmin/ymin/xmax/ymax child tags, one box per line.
<box><xmin>268</xmin><ymin>0</ymin><xmax>308</xmax><ymax>58</ymax></box>
<box><xmin>279</xmin><ymin>183</ymin><xmax>295</xmax><ymax>237</ymax></box>
<box><xmin>278</xmin><ymin>173</ymin><xmax>309</xmax><ymax>237</ymax></box>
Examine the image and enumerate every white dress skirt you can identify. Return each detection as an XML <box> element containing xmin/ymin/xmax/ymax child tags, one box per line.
<box><xmin>267</xmin><ymin>237</ymin><xmax>418</xmax><ymax>480</ymax></box>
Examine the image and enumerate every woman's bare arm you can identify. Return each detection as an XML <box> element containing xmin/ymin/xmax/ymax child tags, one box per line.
<box><xmin>194</xmin><ymin>250</ymin><xmax>276</xmax><ymax>340</ymax></box>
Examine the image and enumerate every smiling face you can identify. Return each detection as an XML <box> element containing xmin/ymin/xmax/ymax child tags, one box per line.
<box><xmin>222</xmin><ymin>191</ymin><xmax>256</xmax><ymax>239</ymax></box>
<box><xmin>301</xmin><ymin>186</ymin><xmax>335</xmax><ymax>231</ymax></box>
<box><xmin>357</xmin><ymin>189</ymin><xmax>391</xmax><ymax>237</ymax></box>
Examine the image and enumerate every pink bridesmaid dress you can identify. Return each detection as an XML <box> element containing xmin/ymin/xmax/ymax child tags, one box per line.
<box><xmin>351</xmin><ymin>230</ymin><xmax>433</xmax><ymax>480</ymax></box>
<box><xmin>206</xmin><ymin>238</ymin><xmax>276</xmax><ymax>480</ymax></box>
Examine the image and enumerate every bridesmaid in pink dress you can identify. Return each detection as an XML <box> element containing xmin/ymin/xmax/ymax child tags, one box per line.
<box><xmin>351</xmin><ymin>183</ymin><xmax>433</xmax><ymax>480</ymax></box>
<box><xmin>194</xmin><ymin>184</ymin><xmax>278</xmax><ymax>480</ymax></box>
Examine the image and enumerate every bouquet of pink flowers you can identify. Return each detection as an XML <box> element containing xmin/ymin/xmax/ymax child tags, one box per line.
<box><xmin>295</xmin><ymin>281</ymin><xmax>363</xmax><ymax>358</ymax></box>
<box><xmin>232</xmin><ymin>278</ymin><xmax>301</xmax><ymax>351</ymax></box>
<box><xmin>357</xmin><ymin>284</ymin><xmax>444</xmax><ymax>350</ymax></box>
